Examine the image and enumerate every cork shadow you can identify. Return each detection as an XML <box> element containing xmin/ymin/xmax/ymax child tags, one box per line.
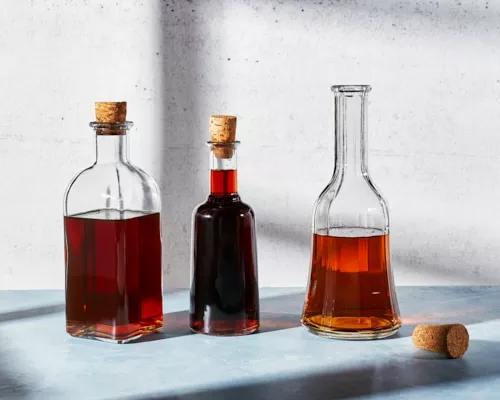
<box><xmin>410</xmin><ymin>349</ymin><xmax>458</xmax><ymax>361</ymax></box>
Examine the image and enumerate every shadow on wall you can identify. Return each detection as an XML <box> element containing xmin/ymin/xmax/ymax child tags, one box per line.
<box><xmin>157</xmin><ymin>0</ymin><xmax>500</xmax><ymax>289</ymax></box>
<box><xmin>159</xmin><ymin>1</ymin><xmax>206</xmax><ymax>290</ymax></box>
<box><xmin>263</xmin><ymin>0</ymin><xmax>499</xmax><ymax>32</ymax></box>
<box><xmin>257</xmin><ymin>214</ymin><xmax>500</xmax><ymax>284</ymax></box>
<box><xmin>249</xmin><ymin>0</ymin><xmax>500</xmax><ymax>285</ymax></box>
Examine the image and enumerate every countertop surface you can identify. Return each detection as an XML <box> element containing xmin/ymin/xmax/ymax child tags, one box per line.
<box><xmin>0</xmin><ymin>287</ymin><xmax>499</xmax><ymax>399</ymax></box>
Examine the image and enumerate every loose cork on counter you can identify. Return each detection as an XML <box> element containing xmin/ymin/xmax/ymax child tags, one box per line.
<box><xmin>412</xmin><ymin>324</ymin><xmax>469</xmax><ymax>359</ymax></box>
<box><xmin>209</xmin><ymin>115</ymin><xmax>237</xmax><ymax>159</ymax></box>
<box><xmin>95</xmin><ymin>102</ymin><xmax>127</xmax><ymax>123</ymax></box>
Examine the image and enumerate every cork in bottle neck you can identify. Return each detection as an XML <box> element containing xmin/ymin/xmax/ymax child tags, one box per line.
<box><xmin>92</xmin><ymin>102</ymin><xmax>131</xmax><ymax>135</ymax></box>
<box><xmin>209</xmin><ymin>115</ymin><xmax>237</xmax><ymax>159</ymax></box>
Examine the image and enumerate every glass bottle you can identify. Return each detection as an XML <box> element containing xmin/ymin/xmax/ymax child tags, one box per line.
<box><xmin>190</xmin><ymin>115</ymin><xmax>259</xmax><ymax>335</ymax></box>
<box><xmin>63</xmin><ymin>102</ymin><xmax>163</xmax><ymax>343</ymax></box>
<box><xmin>301</xmin><ymin>85</ymin><xmax>401</xmax><ymax>340</ymax></box>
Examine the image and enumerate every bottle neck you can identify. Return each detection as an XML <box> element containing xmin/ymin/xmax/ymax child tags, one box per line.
<box><xmin>334</xmin><ymin>90</ymin><xmax>368</xmax><ymax>179</ymax></box>
<box><xmin>95</xmin><ymin>134</ymin><xmax>129</xmax><ymax>164</ymax></box>
<box><xmin>209</xmin><ymin>144</ymin><xmax>238</xmax><ymax>196</ymax></box>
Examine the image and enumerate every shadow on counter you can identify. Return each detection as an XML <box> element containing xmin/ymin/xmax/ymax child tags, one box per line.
<box><xmin>0</xmin><ymin>342</ymin><xmax>31</xmax><ymax>399</ymax></box>
<box><xmin>0</xmin><ymin>304</ymin><xmax>65</xmax><ymax>324</ymax></box>
<box><xmin>390</xmin><ymin>287</ymin><xmax>500</xmax><ymax>339</ymax></box>
<box><xmin>126</xmin><ymin>339</ymin><xmax>500</xmax><ymax>400</ymax></box>
<box><xmin>0</xmin><ymin>304</ymin><xmax>65</xmax><ymax>398</ymax></box>
<box><xmin>133</xmin><ymin>292</ymin><xmax>304</xmax><ymax>343</ymax></box>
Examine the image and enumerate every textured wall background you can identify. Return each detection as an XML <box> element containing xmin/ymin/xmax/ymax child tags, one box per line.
<box><xmin>0</xmin><ymin>0</ymin><xmax>499</xmax><ymax>289</ymax></box>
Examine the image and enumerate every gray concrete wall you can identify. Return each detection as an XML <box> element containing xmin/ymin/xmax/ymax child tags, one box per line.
<box><xmin>0</xmin><ymin>0</ymin><xmax>499</xmax><ymax>288</ymax></box>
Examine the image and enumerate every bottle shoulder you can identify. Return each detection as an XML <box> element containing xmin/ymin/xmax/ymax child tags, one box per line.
<box><xmin>64</xmin><ymin>162</ymin><xmax>161</xmax><ymax>215</ymax></box>
<box><xmin>313</xmin><ymin>174</ymin><xmax>389</xmax><ymax>232</ymax></box>
<box><xmin>316</xmin><ymin>175</ymin><xmax>388</xmax><ymax>210</ymax></box>
<box><xmin>194</xmin><ymin>196</ymin><xmax>255</xmax><ymax>218</ymax></box>
<box><xmin>65</xmin><ymin>162</ymin><xmax>159</xmax><ymax>193</ymax></box>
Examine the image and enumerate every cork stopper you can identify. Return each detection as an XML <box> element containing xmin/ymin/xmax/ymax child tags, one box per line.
<box><xmin>412</xmin><ymin>324</ymin><xmax>469</xmax><ymax>359</ymax></box>
<box><xmin>95</xmin><ymin>102</ymin><xmax>127</xmax><ymax>123</ymax></box>
<box><xmin>209</xmin><ymin>115</ymin><xmax>237</xmax><ymax>158</ymax></box>
<box><xmin>210</xmin><ymin>115</ymin><xmax>237</xmax><ymax>142</ymax></box>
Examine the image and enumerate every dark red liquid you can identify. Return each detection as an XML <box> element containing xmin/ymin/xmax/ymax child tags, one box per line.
<box><xmin>211</xmin><ymin>169</ymin><xmax>237</xmax><ymax>195</ymax></box>
<box><xmin>64</xmin><ymin>210</ymin><xmax>163</xmax><ymax>343</ymax></box>
<box><xmin>190</xmin><ymin>170</ymin><xmax>259</xmax><ymax>335</ymax></box>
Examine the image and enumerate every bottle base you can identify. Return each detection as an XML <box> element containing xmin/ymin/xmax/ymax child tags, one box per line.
<box><xmin>301</xmin><ymin>316</ymin><xmax>400</xmax><ymax>340</ymax></box>
<box><xmin>190</xmin><ymin>323</ymin><xmax>259</xmax><ymax>337</ymax></box>
<box><xmin>67</xmin><ymin>321</ymin><xmax>162</xmax><ymax>344</ymax></box>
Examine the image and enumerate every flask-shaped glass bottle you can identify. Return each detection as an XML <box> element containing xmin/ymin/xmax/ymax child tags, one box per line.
<box><xmin>301</xmin><ymin>86</ymin><xmax>401</xmax><ymax>340</ymax></box>
<box><xmin>190</xmin><ymin>115</ymin><xmax>259</xmax><ymax>336</ymax></box>
<box><xmin>63</xmin><ymin>102</ymin><xmax>163</xmax><ymax>343</ymax></box>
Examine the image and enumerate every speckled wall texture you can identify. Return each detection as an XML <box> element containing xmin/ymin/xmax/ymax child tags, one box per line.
<box><xmin>0</xmin><ymin>0</ymin><xmax>499</xmax><ymax>289</ymax></box>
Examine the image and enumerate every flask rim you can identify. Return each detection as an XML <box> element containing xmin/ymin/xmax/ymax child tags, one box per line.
<box><xmin>206</xmin><ymin>141</ymin><xmax>241</xmax><ymax>147</ymax></box>
<box><xmin>331</xmin><ymin>85</ymin><xmax>371</xmax><ymax>93</ymax></box>
<box><xmin>89</xmin><ymin>121</ymin><xmax>134</xmax><ymax>130</ymax></box>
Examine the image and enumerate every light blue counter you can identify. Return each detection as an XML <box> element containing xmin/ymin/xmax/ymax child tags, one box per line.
<box><xmin>0</xmin><ymin>287</ymin><xmax>499</xmax><ymax>399</ymax></box>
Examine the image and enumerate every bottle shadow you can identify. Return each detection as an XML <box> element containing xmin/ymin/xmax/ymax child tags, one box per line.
<box><xmin>133</xmin><ymin>287</ymin><xmax>500</xmax><ymax>343</ymax></box>
<box><xmin>133</xmin><ymin>292</ymin><xmax>305</xmax><ymax>343</ymax></box>
<box><xmin>133</xmin><ymin>311</ymin><xmax>192</xmax><ymax>343</ymax></box>
<box><xmin>258</xmin><ymin>312</ymin><xmax>301</xmax><ymax>333</ymax></box>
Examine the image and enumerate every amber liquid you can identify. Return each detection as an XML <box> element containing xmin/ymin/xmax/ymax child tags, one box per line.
<box><xmin>64</xmin><ymin>210</ymin><xmax>163</xmax><ymax>343</ymax></box>
<box><xmin>190</xmin><ymin>169</ymin><xmax>259</xmax><ymax>335</ymax></box>
<box><xmin>302</xmin><ymin>230</ymin><xmax>400</xmax><ymax>339</ymax></box>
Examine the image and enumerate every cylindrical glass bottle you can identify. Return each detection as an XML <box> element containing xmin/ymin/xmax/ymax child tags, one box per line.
<box><xmin>301</xmin><ymin>86</ymin><xmax>401</xmax><ymax>340</ymax></box>
<box><xmin>63</xmin><ymin>102</ymin><xmax>163</xmax><ymax>343</ymax></box>
<box><xmin>190</xmin><ymin>115</ymin><xmax>259</xmax><ymax>336</ymax></box>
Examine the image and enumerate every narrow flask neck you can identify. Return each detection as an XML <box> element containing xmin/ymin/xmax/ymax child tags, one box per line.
<box><xmin>95</xmin><ymin>134</ymin><xmax>129</xmax><ymax>164</ymax></box>
<box><xmin>209</xmin><ymin>143</ymin><xmax>238</xmax><ymax>196</ymax></box>
<box><xmin>334</xmin><ymin>90</ymin><xmax>369</xmax><ymax>178</ymax></box>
